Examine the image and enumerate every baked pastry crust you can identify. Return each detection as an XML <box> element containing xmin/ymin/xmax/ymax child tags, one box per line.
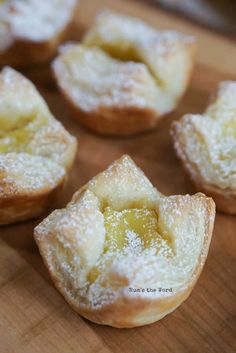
<box><xmin>52</xmin><ymin>10</ymin><xmax>195</xmax><ymax>136</ymax></box>
<box><xmin>0</xmin><ymin>0</ymin><xmax>78</xmax><ymax>67</ymax></box>
<box><xmin>172</xmin><ymin>81</ymin><xmax>236</xmax><ymax>214</ymax></box>
<box><xmin>34</xmin><ymin>155</ymin><xmax>215</xmax><ymax>328</ymax></box>
<box><xmin>0</xmin><ymin>67</ymin><xmax>77</xmax><ymax>225</ymax></box>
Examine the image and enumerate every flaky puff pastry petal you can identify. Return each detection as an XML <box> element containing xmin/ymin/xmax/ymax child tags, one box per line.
<box><xmin>0</xmin><ymin>67</ymin><xmax>77</xmax><ymax>225</ymax></box>
<box><xmin>52</xmin><ymin>10</ymin><xmax>195</xmax><ymax>136</ymax></box>
<box><xmin>34</xmin><ymin>155</ymin><xmax>215</xmax><ymax>328</ymax></box>
<box><xmin>172</xmin><ymin>81</ymin><xmax>236</xmax><ymax>214</ymax></box>
<box><xmin>0</xmin><ymin>0</ymin><xmax>78</xmax><ymax>67</ymax></box>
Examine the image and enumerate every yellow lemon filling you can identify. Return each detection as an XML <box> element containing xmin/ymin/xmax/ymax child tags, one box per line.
<box><xmin>84</xmin><ymin>37</ymin><xmax>162</xmax><ymax>86</ymax></box>
<box><xmin>88</xmin><ymin>207</ymin><xmax>173</xmax><ymax>283</ymax></box>
<box><xmin>103</xmin><ymin>207</ymin><xmax>164</xmax><ymax>252</ymax></box>
<box><xmin>0</xmin><ymin>115</ymin><xmax>47</xmax><ymax>153</ymax></box>
<box><xmin>222</xmin><ymin>119</ymin><xmax>236</xmax><ymax>138</ymax></box>
<box><xmin>84</xmin><ymin>33</ymin><xmax>141</xmax><ymax>63</ymax></box>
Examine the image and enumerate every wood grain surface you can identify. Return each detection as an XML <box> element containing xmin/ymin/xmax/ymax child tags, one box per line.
<box><xmin>133</xmin><ymin>0</ymin><xmax>236</xmax><ymax>36</ymax></box>
<box><xmin>1</xmin><ymin>0</ymin><xmax>236</xmax><ymax>352</ymax></box>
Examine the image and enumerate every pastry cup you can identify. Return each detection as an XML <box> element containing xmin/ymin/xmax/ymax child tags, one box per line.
<box><xmin>52</xmin><ymin>10</ymin><xmax>195</xmax><ymax>136</ymax></box>
<box><xmin>34</xmin><ymin>155</ymin><xmax>215</xmax><ymax>328</ymax></box>
<box><xmin>172</xmin><ymin>81</ymin><xmax>236</xmax><ymax>214</ymax></box>
<box><xmin>0</xmin><ymin>0</ymin><xmax>78</xmax><ymax>67</ymax></box>
<box><xmin>0</xmin><ymin>67</ymin><xmax>77</xmax><ymax>225</ymax></box>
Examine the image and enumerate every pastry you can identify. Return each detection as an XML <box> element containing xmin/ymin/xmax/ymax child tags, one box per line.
<box><xmin>52</xmin><ymin>10</ymin><xmax>195</xmax><ymax>136</ymax></box>
<box><xmin>0</xmin><ymin>67</ymin><xmax>77</xmax><ymax>225</ymax></box>
<box><xmin>0</xmin><ymin>0</ymin><xmax>78</xmax><ymax>67</ymax></box>
<box><xmin>34</xmin><ymin>155</ymin><xmax>215</xmax><ymax>328</ymax></box>
<box><xmin>172</xmin><ymin>81</ymin><xmax>236</xmax><ymax>214</ymax></box>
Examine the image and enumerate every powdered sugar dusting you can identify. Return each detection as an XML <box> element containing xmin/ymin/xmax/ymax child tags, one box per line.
<box><xmin>87</xmin><ymin>155</ymin><xmax>161</xmax><ymax>210</ymax></box>
<box><xmin>0</xmin><ymin>67</ymin><xmax>76</xmax><ymax>198</ymax></box>
<box><xmin>0</xmin><ymin>0</ymin><xmax>77</xmax><ymax>51</ymax></box>
<box><xmin>0</xmin><ymin>153</ymin><xmax>65</xmax><ymax>196</ymax></box>
<box><xmin>35</xmin><ymin>156</ymin><xmax>214</xmax><ymax>310</ymax></box>
<box><xmin>85</xmin><ymin>9</ymin><xmax>194</xmax><ymax>53</ymax></box>
<box><xmin>173</xmin><ymin>81</ymin><xmax>236</xmax><ymax>189</ymax></box>
<box><xmin>53</xmin><ymin>9</ymin><xmax>195</xmax><ymax>117</ymax></box>
<box><xmin>53</xmin><ymin>45</ymin><xmax>169</xmax><ymax>113</ymax></box>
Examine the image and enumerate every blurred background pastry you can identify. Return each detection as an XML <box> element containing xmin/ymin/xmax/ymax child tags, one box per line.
<box><xmin>53</xmin><ymin>10</ymin><xmax>195</xmax><ymax>136</ymax></box>
<box><xmin>0</xmin><ymin>0</ymin><xmax>78</xmax><ymax>67</ymax></box>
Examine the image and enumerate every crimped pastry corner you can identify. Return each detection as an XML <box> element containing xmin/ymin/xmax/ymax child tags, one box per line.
<box><xmin>52</xmin><ymin>10</ymin><xmax>195</xmax><ymax>136</ymax></box>
<box><xmin>0</xmin><ymin>0</ymin><xmax>78</xmax><ymax>67</ymax></box>
<box><xmin>0</xmin><ymin>67</ymin><xmax>77</xmax><ymax>225</ymax></box>
<box><xmin>34</xmin><ymin>155</ymin><xmax>215</xmax><ymax>328</ymax></box>
<box><xmin>172</xmin><ymin>81</ymin><xmax>236</xmax><ymax>214</ymax></box>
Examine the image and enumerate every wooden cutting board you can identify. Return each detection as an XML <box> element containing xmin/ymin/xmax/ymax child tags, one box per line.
<box><xmin>1</xmin><ymin>0</ymin><xmax>236</xmax><ymax>352</ymax></box>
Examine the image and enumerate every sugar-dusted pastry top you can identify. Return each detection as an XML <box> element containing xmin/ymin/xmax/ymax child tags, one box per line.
<box><xmin>84</xmin><ymin>10</ymin><xmax>195</xmax><ymax>99</ymax></box>
<box><xmin>0</xmin><ymin>0</ymin><xmax>77</xmax><ymax>52</ymax></box>
<box><xmin>35</xmin><ymin>155</ymin><xmax>215</xmax><ymax>314</ymax></box>
<box><xmin>53</xmin><ymin>44</ymin><xmax>171</xmax><ymax>114</ymax></box>
<box><xmin>172</xmin><ymin>81</ymin><xmax>236</xmax><ymax>190</ymax></box>
<box><xmin>53</xmin><ymin>10</ymin><xmax>195</xmax><ymax>118</ymax></box>
<box><xmin>0</xmin><ymin>67</ymin><xmax>77</xmax><ymax>198</ymax></box>
<box><xmin>0</xmin><ymin>153</ymin><xmax>65</xmax><ymax>197</ymax></box>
